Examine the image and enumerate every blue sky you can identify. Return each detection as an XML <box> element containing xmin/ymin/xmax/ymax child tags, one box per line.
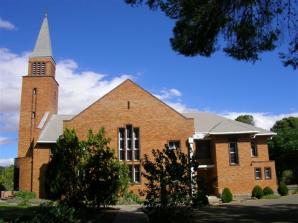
<box><xmin>0</xmin><ymin>1</ymin><xmax>297</xmax><ymax>165</ymax></box>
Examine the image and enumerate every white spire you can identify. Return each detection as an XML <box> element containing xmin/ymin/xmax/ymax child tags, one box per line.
<box><xmin>30</xmin><ymin>13</ymin><xmax>53</xmax><ymax>58</ymax></box>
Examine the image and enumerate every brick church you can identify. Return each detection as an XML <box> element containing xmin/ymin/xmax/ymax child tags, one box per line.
<box><xmin>15</xmin><ymin>14</ymin><xmax>277</xmax><ymax>198</ymax></box>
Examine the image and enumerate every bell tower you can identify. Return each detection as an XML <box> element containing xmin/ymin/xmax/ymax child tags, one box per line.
<box><xmin>15</xmin><ymin>13</ymin><xmax>58</xmax><ymax>192</ymax></box>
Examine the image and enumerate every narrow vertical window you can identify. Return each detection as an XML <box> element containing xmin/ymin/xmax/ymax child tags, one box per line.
<box><xmin>119</xmin><ymin>128</ymin><xmax>125</xmax><ymax>160</ymax></box>
<box><xmin>134</xmin><ymin>128</ymin><xmax>140</xmax><ymax>160</ymax></box>
<box><xmin>255</xmin><ymin>168</ymin><xmax>262</xmax><ymax>180</ymax></box>
<box><xmin>134</xmin><ymin>165</ymin><xmax>140</xmax><ymax>183</ymax></box>
<box><xmin>264</xmin><ymin>167</ymin><xmax>272</xmax><ymax>179</ymax></box>
<box><xmin>251</xmin><ymin>139</ymin><xmax>258</xmax><ymax>157</ymax></box>
<box><xmin>32</xmin><ymin>88</ymin><xmax>37</xmax><ymax>95</ymax></box>
<box><xmin>32</xmin><ymin>112</ymin><xmax>36</xmax><ymax>119</ymax></box>
<box><xmin>229</xmin><ymin>139</ymin><xmax>239</xmax><ymax>165</ymax></box>
<box><xmin>41</xmin><ymin>62</ymin><xmax>46</xmax><ymax>75</ymax></box>
<box><xmin>32</xmin><ymin>62</ymin><xmax>36</xmax><ymax>75</ymax></box>
<box><xmin>126</xmin><ymin>125</ymin><xmax>132</xmax><ymax>160</ymax></box>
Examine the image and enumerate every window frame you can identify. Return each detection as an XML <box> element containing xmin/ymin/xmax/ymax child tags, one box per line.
<box><xmin>264</xmin><ymin>167</ymin><xmax>272</xmax><ymax>180</ymax></box>
<box><xmin>118</xmin><ymin>125</ymin><xmax>140</xmax><ymax>161</ymax></box>
<box><xmin>168</xmin><ymin>140</ymin><xmax>181</xmax><ymax>150</ymax></box>
<box><xmin>251</xmin><ymin>139</ymin><xmax>258</xmax><ymax>157</ymax></box>
<box><xmin>255</xmin><ymin>167</ymin><xmax>262</xmax><ymax>180</ymax></box>
<box><xmin>229</xmin><ymin>139</ymin><xmax>239</xmax><ymax>165</ymax></box>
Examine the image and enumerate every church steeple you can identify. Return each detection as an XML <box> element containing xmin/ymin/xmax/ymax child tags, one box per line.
<box><xmin>30</xmin><ymin>13</ymin><xmax>52</xmax><ymax>58</ymax></box>
<box><xmin>28</xmin><ymin>13</ymin><xmax>56</xmax><ymax>77</ymax></box>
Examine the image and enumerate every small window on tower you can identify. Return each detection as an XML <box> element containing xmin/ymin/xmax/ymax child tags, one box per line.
<box><xmin>32</xmin><ymin>112</ymin><xmax>36</xmax><ymax>119</ymax></box>
<box><xmin>32</xmin><ymin>88</ymin><xmax>37</xmax><ymax>95</ymax></box>
<box><xmin>32</xmin><ymin>62</ymin><xmax>36</xmax><ymax>75</ymax></box>
<box><xmin>41</xmin><ymin>62</ymin><xmax>46</xmax><ymax>75</ymax></box>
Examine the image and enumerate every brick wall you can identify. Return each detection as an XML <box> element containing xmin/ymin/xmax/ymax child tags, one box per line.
<box><xmin>213</xmin><ymin>135</ymin><xmax>277</xmax><ymax>195</ymax></box>
<box><xmin>64</xmin><ymin>80</ymin><xmax>194</xmax><ymax>193</ymax></box>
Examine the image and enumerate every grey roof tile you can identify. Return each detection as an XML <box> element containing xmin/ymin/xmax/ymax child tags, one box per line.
<box><xmin>37</xmin><ymin>114</ymin><xmax>74</xmax><ymax>143</ymax></box>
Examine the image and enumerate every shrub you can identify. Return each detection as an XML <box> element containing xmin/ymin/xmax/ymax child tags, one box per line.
<box><xmin>263</xmin><ymin>186</ymin><xmax>274</xmax><ymax>195</ymax></box>
<box><xmin>15</xmin><ymin>202</ymin><xmax>79</xmax><ymax>223</ymax></box>
<box><xmin>221</xmin><ymin>188</ymin><xmax>233</xmax><ymax>203</ymax></box>
<box><xmin>278</xmin><ymin>182</ymin><xmax>288</xmax><ymax>196</ymax></box>
<box><xmin>280</xmin><ymin>170</ymin><xmax>294</xmax><ymax>184</ymax></box>
<box><xmin>119</xmin><ymin>191</ymin><xmax>143</xmax><ymax>205</ymax></box>
<box><xmin>15</xmin><ymin>191</ymin><xmax>36</xmax><ymax>206</ymax></box>
<box><xmin>252</xmin><ymin>185</ymin><xmax>263</xmax><ymax>199</ymax></box>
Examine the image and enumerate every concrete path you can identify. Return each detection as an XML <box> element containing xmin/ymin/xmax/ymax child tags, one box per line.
<box><xmin>192</xmin><ymin>194</ymin><xmax>298</xmax><ymax>223</ymax></box>
<box><xmin>112</xmin><ymin>205</ymin><xmax>149</xmax><ymax>223</ymax></box>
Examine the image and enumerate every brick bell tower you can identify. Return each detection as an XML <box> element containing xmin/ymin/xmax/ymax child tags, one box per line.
<box><xmin>15</xmin><ymin>13</ymin><xmax>58</xmax><ymax>192</ymax></box>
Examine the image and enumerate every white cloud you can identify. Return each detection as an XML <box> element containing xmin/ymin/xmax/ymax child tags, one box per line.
<box><xmin>154</xmin><ymin>88</ymin><xmax>182</xmax><ymax>100</ymax></box>
<box><xmin>0</xmin><ymin>158</ymin><xmax>14</xmax><ymax>166</ymax></box>
<box><xmin>0</xmin><ymin>48</ymin><xmax>133</xmax><ymax>134</ymax></box>
<box><xmin>0</xmin><ymin>17</ymin><xmax>16</xmax><ymax>30</ymax></box>
<box><xmin>0</xmin><ymin>137</ymin><xmax>13</xmax><ymax>145</ymax></box>
<box><xmin>222</xmin><ymin>112</ymin><xmax>298</xmax><ymax>130</ymax></box>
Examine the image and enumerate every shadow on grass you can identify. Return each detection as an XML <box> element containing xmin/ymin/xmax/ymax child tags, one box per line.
<box><xmin>193</xmin><ymin>204</ymin><xmax>298</xmax><ymax>223</ymax></box>
<box><xmin>0</xmin><ymin>205</ymin><xmax>119</xmax><ymax>223</ymax></box>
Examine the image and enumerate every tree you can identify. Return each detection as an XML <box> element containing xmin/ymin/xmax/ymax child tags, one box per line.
<box><xmin>46</xmin><ymin>129</ymin><xmax>85</xmax><ymax>204</ymax></box>
<box><xmin>46</xmin><ymin>128</ymin><xmax>129</xmax><ymax>207</ymax></box>
<box><xmin>0</xmin><ymin>165</ymin><xmax>14</xmax><ymax>191</ymax></box>
<box><xmin>235</xmin><ymin>115</ymin><xmax>254</xmax><ymax>126</ymax></box>
<box><xmin>268</xmin><ymin>117</ymin><xmax>298</xmax><ymax>183</ymax></box>
<box><xmin>83</xmin><ymin>129</ymin><xmax>129</xmax><ymax>207</ymax></box>
<box><xmin>142</xmin><ymin>146</ymin><xmax>192</xmax><ymax>208</ymax></box>
<box><xmin>125</xmin><ymin>0</ymin><xmax>298</xmax><ymax>69</ymax></box>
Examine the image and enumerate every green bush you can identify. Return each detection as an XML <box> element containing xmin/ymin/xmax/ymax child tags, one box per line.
<box><xmin>14</xmin><ymin>202</ymin><xmax>79</xmax><ymax>223</ymax></box>
<box><xmin>280</xmin><ymin>170</ymin><xmax>294</xmax><ymax>184</ymax></box>
<box><xmin>118</xmin><ymin>191</ymin><xmax>143</xmax><ymax>204</ymax></box>
<box><xmin>221</xmin><ymin>188</ymin><xmax>233</xmax><ymax>203</ymax></box>
<box><xmin>278</xmin><ymin>182</ymin><xmax>288</xmax><ymax>196</ymax></box>
<box><xmin>15</xmin><ymin>191</ymin><xmax>36</xmax><ymax>206</ymax></box>
<box><xmin>252</xmin><ymin>185</ymin><xmax>263</xmax><ymax>199</ymax></box>
<box><xmin>263</xmin><ymin>186</ymin><xmax>274</xmax><ymax>195</ymax></box>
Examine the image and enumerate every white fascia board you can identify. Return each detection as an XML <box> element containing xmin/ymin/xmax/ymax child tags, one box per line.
<box><xmin>210</xmin><ymin>131</ymin><xmax>259</xmax><ymax>135</ymax></box>
<box><xmin>36</xmin><ymin>140</ymin><xmax>56</xmax><ymax>143</ymax></box>
<box><xmin>255</xmin><ymin>132</ymin><xmax>277</xmax><ymax>136</ymax></box>
<box><xmin>193</xmin><ymin>132</ymin><xmax>209</xmax><ymax>139</ymax></box>
<box><xmin>198</xmin><ymin>165</ymin><xmax>215</xmax><ymax>169</ymax></box>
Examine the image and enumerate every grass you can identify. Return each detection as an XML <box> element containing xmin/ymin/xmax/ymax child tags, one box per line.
<box><xmin>0</xmin><ymin>203</ymin><xmax>118</xmax><ymax>223</ymax></box>
<box><xmin>0</xmin><ymin>204</ymin><xmax>40</xmax><ymax>221</ymax></box>
<box><xmin>263</xmin><ymin>194</ymin><xmax>280</xmax><ymax>199</ymax></box>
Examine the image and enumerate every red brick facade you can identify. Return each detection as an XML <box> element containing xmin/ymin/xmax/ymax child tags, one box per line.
<box><xmin>15</xmin><ymin>21</ymin><xmax>277</xmax><ymax>198</ymax></box>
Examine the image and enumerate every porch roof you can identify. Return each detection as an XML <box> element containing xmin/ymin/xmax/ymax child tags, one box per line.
<box><xmin>182</xmin><ymin>112</ymin><xmax>275</xmax><ymax>136</ymax></box>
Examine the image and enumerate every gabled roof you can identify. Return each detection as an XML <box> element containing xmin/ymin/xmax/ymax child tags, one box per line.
<box><xmin>183</xmin><ymin>112</ymin><xmax>275</xmax><ymax>136</ymax></box>
<box><xmin>37</xmin><ymin>114</ymin><xmax>74</xmax><ymax>143</ymax></box>
<box><xmin>30</xmin><ymin>13</ymin><xmax>53</xmax><ymax>58</ymax></box>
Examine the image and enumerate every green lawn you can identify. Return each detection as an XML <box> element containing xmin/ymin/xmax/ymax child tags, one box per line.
<box><xmin>0</xmin><ymin>203</ymin><xmax>118</xmax><ymax>223</ymax></box>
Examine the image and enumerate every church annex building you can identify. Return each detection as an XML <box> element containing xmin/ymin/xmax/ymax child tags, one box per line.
<box><xmin>15</xmin><ymin>15</ymin><xmax>278</xmax><ymax>198</ymax></box>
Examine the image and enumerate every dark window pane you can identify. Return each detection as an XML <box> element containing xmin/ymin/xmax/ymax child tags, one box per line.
<box><xmin>134</xmin><ymin>149</ymin><xmax>140</xmax><ymax>160</ymax></box>
<box><xmin>119</xmin><ymin>128</ymin><xmax>125</xmax><ymax>138</ymax></box>
<box><xmin>127</xmin><ymin>150</ymin><xmax>132</xmax><ymax>160</ymax></box>
<box><xmin>127</xmin><ymin>125</ymin><xmax>132</xmax><ymax>138</ymax></box>
<box><xmin>229</xmin><ymin>141</ymin><xmax>238</xmax><ymax>164</ymax></box>
<box><xmin>120</xmin><ymin>140</ymin><xmax>124</xmax><ymax>149</ymax></box>
<box><xmin>134</xmin><ymin>128</ymin><xmax>139</xmax><ymax>138</ymax></box>
<box><xmin>120</xmin><ymin>150</ymin><xmax>125</xmax><ymax>160</ymax></box>
<box><xmin>135</xmin><ymin>139</ymin><xmax>139</xmax><ymax>149</ymax></box>
<box><xmin>127</xmin><ymin>139</ymin><xmax>132</xmax><ymax>149</ymax></box>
